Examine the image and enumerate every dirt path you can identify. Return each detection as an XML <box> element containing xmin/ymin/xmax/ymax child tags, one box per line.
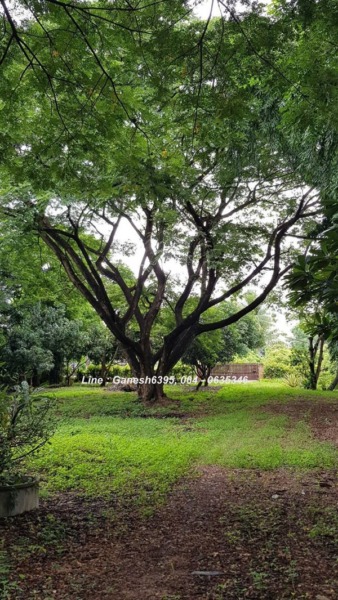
<box><xmin>265</xmin><ymin>399</ymin><xmax>338</xmax><ymax>446</ymax></box>
<box><xmin>3</xmin><ymin>466</ymin><xmax>338</xmax><ymax>600</ymax></box>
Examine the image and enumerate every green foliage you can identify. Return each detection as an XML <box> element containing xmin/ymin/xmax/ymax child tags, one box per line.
<box><xmin>0</xmin><ymin>382</ymin><xmax>56</xmax><ymax>484</ymax></box>
<box><xmin>80</xmin><ymin>362</ymin><xmax>132</xmax><ymax>380</ymax></box>
<box><xmin>83</xmin><ymin>323</ymin><xmax>123</xmax><ymax>384</ymax></box>
<box><xmin>170</xmin><ymin>361</ymin><xmax>195</xmax><ymax>381</ymax></box>
<box><xmin>183</xmin><ymin>329</ymin><xmax>224</xmax><ymax>376</ymax></box>
<box><xmin>86</xmin><ymin>324</ymin><xmax>118</xmax><ymax>367</ymax></box>
<box><xmin>290</xmin><ymin>345</ymin><xmax>310</xmax><ymax>382</ymax></box>
<box><xmin>0</xmin><ymin>303</ymin><xmax>89</xmax><ymax>386</ymax></box>
<box><xmin>273</xmin><ymin>0</ymin><xmax>338</xmax><ymax>197</ymax></box>
<box><xmin>0</xmin><ymin>225</ymin><xmax>95</xmax><ymax>320</ymax></box>
<box><xmin>232</xmin><ymin>349</ymin><xmax>263</xmax><ymax>364</ymax></box>
<box><xmin>287</xmin><ymin>280</ymin><xmax>338</xmax><ymax>391</ymax></box>
<box><xmin>182</xmin><ymin>301</ymin><xmax>270</xmax><ymax>380</ymax></box>
<box><xmin>282</xmin><ymin>0</ymin><xmax>338</xmax><ymax>388</ymax></box>
<box><xmin>262</xmin><ymin>344</ymin><xmax>292</xmax><ymax>379</ymax></box>
<box><xmin>0</xmin><ymin>2</ymin><xmax>326</xmax><ymax>402</ymax></box>
<box><xmin>27</xmin><ymin>384</ymin><xmax>337</xmax><ymax>509</ymax></box>
<box><xmin>283</xmin><ymin>370</ymin><xmax>304</xmax><ymax>388</ymax></box>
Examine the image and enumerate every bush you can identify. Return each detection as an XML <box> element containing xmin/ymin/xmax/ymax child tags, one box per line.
<box><xmin>0</xmin><ymin>382</ymin><xmax>57</xmax><ymax>485</ymax></box>
<box><xmin>283</xmin><ymin>370</ymin><xmax>304</xmax><ymax>388</ymax></box>
<box><xmin>170</xmin><ymin>361</ymin><xmax>195</xmax><ymax>380</ymax></box>
<box><xmin>262</xmin><ymin>344</ymin><xmax>292</xmax><ymax>379</ymax></box>
<box><xmin>264</xmin><ymin>361</ymin><xmax>291</xmax><ymax>379</ymax></box>
<box><xmin>77</xmin><ymin>363</ymin><xmax>132</xmax><ymax>381</ymax></box>
<box><xmin>109</xmin><ymin>364</ymin><xmax>132</xmax><ymax>377</ymax></box>
<box><xmin>232</xmin><ymin>350</ymin><xmax>262</xmax><ymax>364</ymax></box>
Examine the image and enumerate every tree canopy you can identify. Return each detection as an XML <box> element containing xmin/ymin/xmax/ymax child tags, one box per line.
<box><xmin>0</xmin><ymin>1</ymin><xmax>336</xmax><ymax>401</ymax></box>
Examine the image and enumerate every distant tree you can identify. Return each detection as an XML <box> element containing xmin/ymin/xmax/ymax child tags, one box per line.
<box><xmin>54</xmin><ymin>317</ymin><xmax>89</xmax><ymax>386</ymax></box>
<box><xmin>183</xmin><ymin>301</ymin><xmax>269</xmax><ymax>388</ymax></box>
<box><xmin>183</xmin><ymin>329</ymin><xmax>224</xmax><ymax>389</ymax></box>
<box><xmin>86</xmin><ymin>323</ymin><xmax>120</xmax><ymax>386</ymax></box>
<box><xmin>291</xmin><ymin>320</ymin><xmax>327</xmax><ymax>390</ymax></box>
<box><xmin>288</xmin><ymin>307</ymin><xmax>338</xmax><ymax>390</ymax></box>
<box><xmin>0</xmin><ymin>304</ymin><xmax>88</xmax><ymax>386</ymax></box>
<box><xmin>289</xmin><ymin>326</ymin><xmax>310</xmax><ymax>380</ymax></box>
<box><xmin>260</xmin><ymin>343</ymin><xmax>291</xmax><ymax>379</ymax></box>
<box><xmin>287</xmin><ymin>227</ymin><xmax>338</xmax><ymax>390</ymax></box>
<box><xmin>326</xmin><ymin>341</ymin><xmax>338</xmax><ymax>391</ymax></box>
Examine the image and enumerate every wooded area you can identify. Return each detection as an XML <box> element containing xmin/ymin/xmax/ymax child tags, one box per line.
<box><xmin>0</xmin><ymin>0</ymin><xmax>336</xmax><ymax>401</ymax></box>
<box><xmin>0</xmin><ymin>1</ymin><xmax>337</xmax><ymax>598</ymax></box>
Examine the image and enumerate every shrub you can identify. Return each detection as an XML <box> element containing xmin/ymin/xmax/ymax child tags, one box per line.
<box><xmin>109</xmin><ymin>364</ymin><xmax>132</xmax><ymax>377</ymax></box>
<box><xmin>264</xmin><ymin>361</ymin><xmax>291</xmax><ymax>379</ymax></box>
<box><xmin>170</xmin><ymin>361</ymin><xmax>195</xmax><ymax>380</ymax></box>
<box><xmin>262</xmin><ymin>344</ymin><xmax>292</xmax><ymax>379</ymax></box>
<box><xmin>77</xmin><ymin>363</ymin><xmax>132</xmax><ymax>381</ymax></box>
<box><xmin>232</xmin><ymin>350</ymin><xmax>262</xmax><ymax>364</ymax></box>
<box><xmin>283</xmin><ymin>371</ymin><xmax>304</xmax><ymax>388</ymax></box>
<box><xmin>0</xmin><ymin>383</ymin><xmax>57</xmax><ymax>485</ymax></box>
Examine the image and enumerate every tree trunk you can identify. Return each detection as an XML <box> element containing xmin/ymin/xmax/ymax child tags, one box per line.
<box><xmin>308</xmin><ymin>337</ymin><xmax>318</xmax><ymax>390</ymax></box>
<box><xmin>315</xmin><ymin>335</ymin><xmax>325</xmax><ymax>386</ymax></box>
<box><xmin>32</xmin><ymin>368</ymin><xmax>40</xmax><ymax>388</ymax></box>
<box><xmin>204</xmin><ymin>366</ymin><xmax>212</xmax><ymax>386</ymax></box>
<box><xmin>49</xmin><ymin>354</ymin><xmax>64</xmax><ymax>385</ymax></box>
<box><xmin>196</xmin><ymin>379</ymin><xmax>203</xmax><ymax>391</ymax></box>
<box><xmin>132</xmin><ymin>354</ymin><xmax>168</xmax><ymax>403</ymax></box>
<box><xmin>137</xmin><ymin>380</ymin><xmax>166</xmax><ymax>403</ymax></box>
<box><xmin>100</xmin><ymin>361</ymin><xmax>107</xmax><ymax>387</ymax></box>
<box><xmin>195</xmin><ymin>363</ymin><xmax>211</xmax><ymax>390</ymax></box>
<box><xmin>328</xmin><ymin>371</ymin><xmax>338</xmax><ymax>391</ymax></box>
<box><xmin>308</xmin><ymin>335</ymin><xmax>325</xmax><ymax>390</ymax></box>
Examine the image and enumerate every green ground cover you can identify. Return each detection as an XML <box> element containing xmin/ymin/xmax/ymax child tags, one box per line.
<box><xmin>27</xmin><ymin>383</ymin><xmax>338</xmax><ymax>511</ymax></box>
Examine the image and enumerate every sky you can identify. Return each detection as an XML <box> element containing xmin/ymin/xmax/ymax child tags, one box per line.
<box><xmin>192</xmin><ymin>0</ymin><xmax>223</xmax><ymax>18</ymax></box>
<box><xmin>192</xmin><ymin>0</ymin><xmax>271</xmax><ymax>19</ymax></box>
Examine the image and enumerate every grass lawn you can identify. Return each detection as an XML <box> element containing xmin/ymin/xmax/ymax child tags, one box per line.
<box><xmin>28</xmin><ymin>382</ymin><xmax>338</xmax><ymax>509</ymax></box>
<box><xmin>2</xmin><ymin>382</ymin><xmax>338</xmax><ymax>599</ymax></box>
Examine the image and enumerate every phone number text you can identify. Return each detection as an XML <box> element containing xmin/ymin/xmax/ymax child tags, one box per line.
<box><xmin>112</xmin><ymin>375</ymin><xmax>249</xmax><ymax>385</ymax></box>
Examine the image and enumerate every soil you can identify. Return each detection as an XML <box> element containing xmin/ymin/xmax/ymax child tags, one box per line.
<box><xmin>1</xmin><ymin>400</ymin><xmax>337</xmax><ymax>600</ymax></box>
<box><xmin>265</xmin><ymin>399</ymin><xmax>338</xmax><ymax>446</ymax></box>
<box><xmin>1</xmin><ymin>466</ymin><xmax>337</xmax><ymax>600</ymax></box>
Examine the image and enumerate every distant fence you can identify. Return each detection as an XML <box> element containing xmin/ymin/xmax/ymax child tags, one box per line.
<box><xmin>211</xmin><ymin>363</ymin><xmax>264</xmax><ymax>381</ymax></box>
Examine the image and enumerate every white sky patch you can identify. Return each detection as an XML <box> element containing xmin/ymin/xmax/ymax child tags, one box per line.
<box><xmin>192</xmin><ymin>0</ymin><xmax>270</xmax><ymax>19</ymax></box>
<box><xmin>192</xmin><ymin>0</ymin><xmax>223</xmax><ymax>18</ymax></box>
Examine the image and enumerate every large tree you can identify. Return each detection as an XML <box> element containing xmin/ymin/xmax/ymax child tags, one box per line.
<box><xmin>0</xmin><ymin>2</ymin><xmax>325</xmax><ymax>402</ymax></box>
